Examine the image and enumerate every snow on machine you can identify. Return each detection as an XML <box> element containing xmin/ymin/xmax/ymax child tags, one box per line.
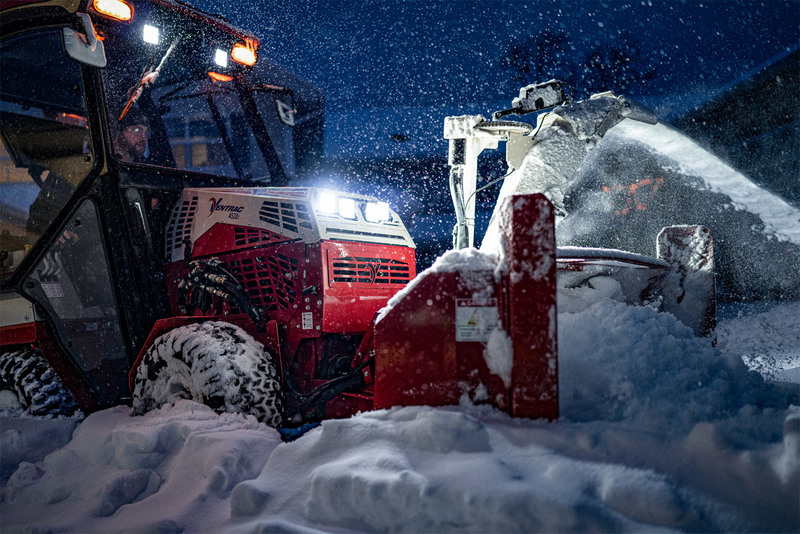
<box><xmin>0</xmin><ymin>1</ymin><xmax>715</xmax><ymax>426</ymax></box>
<box><xmin>444</xmin><ymin>81</ymin><xmax>716</xmax><ymax>338</ymax></box>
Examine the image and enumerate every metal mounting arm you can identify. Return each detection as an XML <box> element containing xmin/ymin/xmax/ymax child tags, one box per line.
<box><xmin>444</xmin><ymin>115</ymin><xmax>532</xmax><ymax>249</ymax></box>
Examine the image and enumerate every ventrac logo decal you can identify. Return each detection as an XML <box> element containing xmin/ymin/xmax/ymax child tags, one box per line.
<box><xmin>346</xmin><ymin>257</ymin><xmax>380</xmax><ymax>284</ymax></box>
<box><xmin>360</xmin><ymin>262</ymin><xmax>379</xmax><ymax>284</ymax></box>
<box><xmin>209</xmin><ymin>198</ymin><xmax>244</xmax><ymax>220</ymax></box>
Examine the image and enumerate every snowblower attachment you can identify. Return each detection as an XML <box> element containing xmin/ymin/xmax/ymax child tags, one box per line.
<box><xmin>373</xmin><ymin>193</ymin><xmax>558</xmax><ymax>420</ymax></box>
<box><xmin>445</xmin><ymin>85</ymin><xmax>715</xmax><ymax>342</ymax></box>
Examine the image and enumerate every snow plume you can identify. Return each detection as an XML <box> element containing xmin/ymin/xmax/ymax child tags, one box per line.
<box><xmin>480</xmin><ymin>92</ymin><xmax>800</xmax><ymax>300</ymax></box>
<box><xmin>558</xmin><ymin>120</ymin><xmax>800</xmax><ymax>300</ymax></box>
<box><xmin>615</xmin><ymin>120</ymin><xmax>800</xmax><ymax>245</ymax></box>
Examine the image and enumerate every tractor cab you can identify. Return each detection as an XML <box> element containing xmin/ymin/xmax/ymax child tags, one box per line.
<box><xmin>0</xmin><ymin>0</ymin><xmax>324</xmax><ymax>410</ymax></box>
<box><xmin>1</xmin><ymin>0</ymin><xmax>323</xmax><ymax>277</ymax></box>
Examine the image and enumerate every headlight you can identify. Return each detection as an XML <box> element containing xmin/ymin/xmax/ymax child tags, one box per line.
<box><xmin>364</xmin><ymin>201</ymin><xmax>390</xmax><ymax>222</ymax></box>
<box><xmin>91</xmin><ymin>0</ymin><xmax>133</xmax><ymax>22</ymax></box>
<box><xmin>142</xmin><ymin>24</ymin><xmax>160</xmax><ymax>45</ymax></box>
<box><xmin>231</xmin><ymin>42</ymin><xmax>258</xmax><ymax>67</ymax></box>
<box><xmin>317</xmin><ymin>191</ymin><xmax>339</xmax><ymax>214</ymax></box>
<box><xmin>214</xmin><ymin>48</ymin><xmax>229</xmax><ymax>68</ymax></box>
<box><xmin>315</xmin><ymin>190</ymin><xmax>389</xmax><ymax>222</ymax></box>
<box><xmin>338</xmin><ymin>197</ymin><xmax>357</xmax><ymax>219</ymax></box>
<box><xmin>316</xmin><ymin>191</ymin><xmax>357</xmax><ymax>219</ymax></box>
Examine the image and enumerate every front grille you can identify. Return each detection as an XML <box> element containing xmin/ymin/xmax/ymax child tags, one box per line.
<box><xmin>330</xmin><ymin>256</ymin><xmax>411</xmax><ymax>285</ymax></box>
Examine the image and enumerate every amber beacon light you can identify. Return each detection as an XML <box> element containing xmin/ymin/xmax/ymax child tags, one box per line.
<box><xmin>91</xmin><ymin>0</ymin><xmax>134</xmax><ymax>22</ymax></box>
<box><xmin>231</xmin><ymin>42</ymin><xmax>257</xmax><ymax>66</ymax></box>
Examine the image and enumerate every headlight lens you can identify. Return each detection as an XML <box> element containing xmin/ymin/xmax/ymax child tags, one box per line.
<box><xmin>143</xmin><ymin>24</ymin><xmax>160</xmax><ymax>44</ymax></box>
<box><xmin>364</xmin><ymin>201</ymin><xmax>390</xmax><ymax>222</ymax></box>
<box><xmin>315</xmin><ymin>191</ymin><xmax>390</xmax><ymax>222</ymax></box>
<box><xmin>338</xmin><ymin>197</ymin><xmax>357</xmax><ymax>219</ymax></box>
<box><xmin>317</xmin><ymin>191</ymin><xmax>339</xmax><ymax>214</ymax></box>
<box><xmin>214</xmin><ymin>48</ymin><xmax>229</xmax><ymax>68</ymax></box>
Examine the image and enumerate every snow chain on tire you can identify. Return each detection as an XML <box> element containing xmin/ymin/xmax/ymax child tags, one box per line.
<box><xmin>131</xmin><ymin>321</ymin><xmax>283</xmax><ymax>427</ymax></box>
<box><xmin>0</xmin><ymin>347</ymin><xmax>82</xmax><ymax>418</ymax></box>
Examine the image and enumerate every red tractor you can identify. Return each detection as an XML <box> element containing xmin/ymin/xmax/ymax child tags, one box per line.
<box><xmin>0</xmin><ymin>0</ymin><xmax>421</xmax><ymax>426</ymax></box>
<box><xmin>0</xmin><ymin>1</ymin><xmax>714</xmax><ymax>427</ymax></box>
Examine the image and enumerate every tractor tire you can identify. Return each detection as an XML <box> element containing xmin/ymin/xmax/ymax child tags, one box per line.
<box><xmin>131</xmin><ymin>321</ymin><xmax>283</xmax><ymax>427</ymax></box>
<box><xmin>0</xmin><ymin>347</ymin><xmax>82</xmax><ymax>418</ymax></box>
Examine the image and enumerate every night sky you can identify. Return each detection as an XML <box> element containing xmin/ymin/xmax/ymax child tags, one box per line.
<box><xmin>191</xmin><ymin>0</ymin><xmax>799</xmax><ymax>116</ymax></box>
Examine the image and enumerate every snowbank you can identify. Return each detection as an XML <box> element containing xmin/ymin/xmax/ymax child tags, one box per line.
<box><xmin>717</xmin><ymin>301</ymin><xmax>800</xmax><ymax>384</ymax></box>
<box><xmin>2</xmin><ymin>402</ymin><xmax>281</xmax><ymax>533</ymax></box>
<box><xmin>2</xmin><ymin>299</ymin><xmax>798</xmax><ymax>533</ymax></box>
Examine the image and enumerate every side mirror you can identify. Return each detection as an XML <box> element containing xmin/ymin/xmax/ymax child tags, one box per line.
<box><xmin>63</xmin><ymin>13</ymin><xmax>107</xmax><ymax>68</ymax></box>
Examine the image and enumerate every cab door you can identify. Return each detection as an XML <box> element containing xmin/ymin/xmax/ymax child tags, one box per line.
<box><xmin>1</xmin><ymin>16</ymin><xmax>129</xmax><ymax>407</ymax></box>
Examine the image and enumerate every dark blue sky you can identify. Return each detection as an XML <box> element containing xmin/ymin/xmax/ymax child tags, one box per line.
<box><xmin>192</xmin><ymin>0</ymin><xmax>799</xmax><ymax>116</ymax></box>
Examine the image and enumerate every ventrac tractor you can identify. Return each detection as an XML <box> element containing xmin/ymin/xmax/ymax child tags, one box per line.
<box><xmin>0</xmin><ymin>0</ymin><xmax>715</xmax><ymax>427</ymax></box>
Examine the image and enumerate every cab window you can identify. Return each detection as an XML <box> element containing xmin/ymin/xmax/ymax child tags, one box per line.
<box><xmin>98</xmin><ymin>3</ymin><xmax>273</xmax><ymax>181</ymax></box>
<box><xmin>0</xmin><ymin>28</ymin><xmax>94</xmax><ymax>280</ymax></box>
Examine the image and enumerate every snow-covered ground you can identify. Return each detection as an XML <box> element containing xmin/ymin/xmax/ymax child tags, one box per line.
<box><xmin>2</xmin><ymin>296</ymin><xmax>798</xmax><ymax>533</ymax></box>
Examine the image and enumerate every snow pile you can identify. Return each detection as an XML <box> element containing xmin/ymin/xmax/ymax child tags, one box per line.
<box><xmin>0</xmin><ymin>417</ymin><xmax>78</xmax><ymax>480</ymax></box>
<box><xmin>229</xmin><ymin>402</ymin><xmax>798</xmax><ymax>534</ymax></box>
<box><xmin>236</xmin><ymin>298</ymin><xmax>798</xmax><ymax>533</ymax></box>
<box><xmin>232</xmin><ymin>406</ymin><xmax>711</xmax><ymax>533</ymax></box>
<box><xmin>3</xmin><ymin>298</ymin><xmax>798</xmax><ymax>533</ymax></box>
<box><xmin>559</xmin><ymin>296</ymin><xmax>787</xmax><ymax>435</ymax></box>
<box><xmin>2</xmin><ymin>402</ymin><xmax>281</xmax><ymax>533</ymax></box>
<box><xmin>717</xmin><ymin>301</ymin><xmax>800</xmax><ymax>384</ymax></box>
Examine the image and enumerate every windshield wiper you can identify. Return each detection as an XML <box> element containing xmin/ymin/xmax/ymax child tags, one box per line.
<box><xmin>119</xmin><ymin>37</ymin><xmax>180</xmax><ymax>121</ymax></box>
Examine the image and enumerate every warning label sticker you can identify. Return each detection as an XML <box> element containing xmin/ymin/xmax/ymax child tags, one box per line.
<box><xmin>455</xmin><ymin>298</ymin><xmax>498</xmax><ymax>342</ymax></box>
<box><xmin>301</xmin><ymin>312</ymin><xmax>314</xmax><ymax>330</ymax></box>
